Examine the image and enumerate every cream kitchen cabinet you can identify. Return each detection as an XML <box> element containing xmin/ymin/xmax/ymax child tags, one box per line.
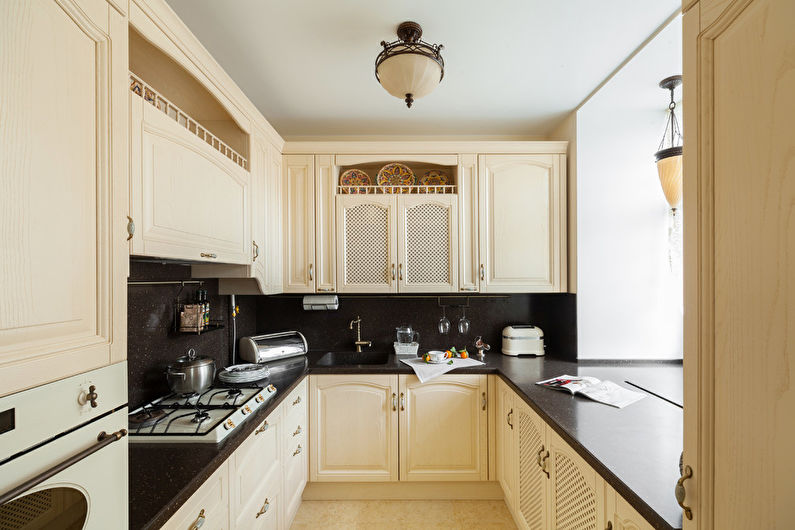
<box><xmin>0</xmin><ymin>0</ymin><xmax>128</xmax><ymax>397</ymax></box>
<box><xmin>314</xmin><ymin>155</ymin><xmax>337</xmax><ymax>293</ymax></box>
<box><xmin>399</xmin><ymin>374</ymin><xmax>488</xmax><ymax>481</ymax></box>
<box><xmin>604</xmin><ymin>485</ymin><xmax>654</xmax><ymax>530</ymax></box>
<box><xmin>458</xmin><ymin>153</ymin><xmax>480</xmax><ymax>292</ymax></box>
<box><xmin>496</xmin><ymin>378</ymin><xmax>517</xmax><ymax>510</ymax></box>
<box><xmin>162</xmin><ymin>461</ymin><xmax>231</xmax><ymax>530</ymax></box>
<box><xmin>336</xmin><ymin>195</ymin><xmax>458</xmax><ymax>293</ymax></box>
<box><xmin>309</xmin><ymin>375</ymin><xmax>399</xmax><ymax>482</ymax></box>
<box><xmin>478</xmin><ymin>154</ymin><xmax>566</xmax><ymax>292</ymax></box>
<box><xmin>513</xmin><ymin>391</ymin><xmax>548</xmax><ymax>529</ymax></box>
<box><xmin>281</xmin><ymin>378</ymin><xmax>308</xmax><ymax>528</ymax></box>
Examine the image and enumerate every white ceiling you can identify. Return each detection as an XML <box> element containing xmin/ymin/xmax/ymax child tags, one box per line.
<box><xmin>165</xmin><ymin>0</ymin><xmax>679</xmax><ymax>140</ymax></box>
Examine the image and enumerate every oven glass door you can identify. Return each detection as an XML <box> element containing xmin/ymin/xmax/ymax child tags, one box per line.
<box><xmin>0</xmin><ymin>409</ymin><xmax>128</xmax><ymax>530</ymax></box>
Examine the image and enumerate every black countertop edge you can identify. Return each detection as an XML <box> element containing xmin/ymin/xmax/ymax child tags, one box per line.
<box><xmin>130</xmin><ymin>353</ymin><xmax>682</xmax><ymax>530</ymax></box>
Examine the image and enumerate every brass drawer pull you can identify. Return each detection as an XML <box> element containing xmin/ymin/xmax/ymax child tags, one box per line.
<box><xmin>391</xmin><ymin>263</ymin><xmax>396</xmax><ymax>281</ymax></box>
<box><xmin>392</xmin><ymin>392</ymin><xmax>397</xmax><ymax>411</ymax></box>
<box><xmin>482</xmin><ymin>392</ymin><xmax>487</xmax><ymax>411</ymax></box>
<box><xmin>507</xmin><ymin>408</ymin><xmax>513</xmax><ymax>429</ymax></box>
<box><xmin>255</xmin><ymin>498</ymin><xmax>270</xmax><ymax>518</ymax></box>
<box><xmin>189</xmin><ymin>509</ymin><xmax>205</xmax><ymax>529</ymax></box>
<box><xmin>540</xmin><ymin>450</ymin><xmax>550</xmax><ymax>478</ymax></box>
<box><xmin>126</xmin><ymin>216</ymin><xmax>135</xmax><ymax>241</ymax></box>
<box><xmin>536</xmin><ymin>445</ymin><xmax>545</xmax><ymax>468</ymax></box>
<box><xmin>293</xmin><ymin>444</ymin><xmax>302</xmax><ymax>457</ymax></box>
<box><xmin>200</xmin><ymin>252</ymin><xmax>217</xmax><ymax>259</ymax></box>
<box><xmin>308</xmin><ymin>263</ymin><xmax>314</xmax><ymax>281</ymax></box>
<box><xmin>87</xmin><ymin>385</ymin><xmax>98</xmax><ymax>408</ymax></box>
<box><xmin>252</xmin><ymin>240</ymin><xmax>259</xmax><ymax>260</ymax></box>
<box><xmin>400</xmin><ymin>392</ymin><xmax>405</xmax><ymax>411</ymax></box>
<box><xmin>254</xmin><ymin>421</ymin><xmax>269</xmax><ymax>435</ymax></box>
<box><xmin>675</xmin><ymin>465</ymin><xmax>694</xmax><ymax>520</ymax></box>
<box><xmin>399</xmin><ymin>263</ymin><xmax>403</xmax><ymax>281</ymax></box>
<box><xmin>292</xmin><ymin>425</ymin><xmax>302</xmax><ymax>437</ymax></box>
<box><xmin>292</xmin><ymin>395</ymin><xmax>302</xmax><ymax>406</ymax></box>
<box><xmin>317</xmin><ymin>287</ymin><xmax>334</xmax><ymax>292</ymax></box>
<box><xmin>480</xmin><ymin>264</ymin><xmax>485</xmax><ymax>281</ymax></box>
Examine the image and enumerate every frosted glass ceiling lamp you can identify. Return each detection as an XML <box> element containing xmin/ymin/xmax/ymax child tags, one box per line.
<box><xmin>375</xmin><ymin>21</ymin><xmax>444</xmax><ymax>108</ymax></box>
<box><xmin>654</xmin><ymin>75</ymin><xmax>683</xmax><ymax>210</ymax></box>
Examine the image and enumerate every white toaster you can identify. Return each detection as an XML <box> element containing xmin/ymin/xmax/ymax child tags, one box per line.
<box><xmin>502</xmin><ymin>325</ymin><xmax>545</xmax><ymax>356</ymax></box>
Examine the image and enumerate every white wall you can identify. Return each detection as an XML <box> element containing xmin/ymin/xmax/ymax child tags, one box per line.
<box><xmin>575</xmin><ymin>16</ymin><xmax>683</xmax><ymax>360</ymax></box>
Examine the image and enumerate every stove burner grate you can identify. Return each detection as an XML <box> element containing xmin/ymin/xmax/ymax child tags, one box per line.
<box><xmin>129</xmin><ymin>409</ymin><xmax>167</xmax><ymax>429</ymax></box>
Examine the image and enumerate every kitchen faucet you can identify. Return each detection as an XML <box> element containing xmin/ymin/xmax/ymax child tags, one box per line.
<box><xmin>349</xmin><ymin>316</ymin><xmax>372</xmax><ymax>353</ymax></box>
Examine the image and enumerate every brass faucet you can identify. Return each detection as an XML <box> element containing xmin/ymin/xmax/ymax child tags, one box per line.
<box><xmin>349</xmin><ymin>316</ymin><xmax>372</xmax><ymax>353</ymax></box>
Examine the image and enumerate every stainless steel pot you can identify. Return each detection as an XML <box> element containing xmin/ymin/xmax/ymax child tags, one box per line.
<box><xmin>166</xmin><ymin>348</ymin><xmax>216</xmax><ymax>395</ymax></box>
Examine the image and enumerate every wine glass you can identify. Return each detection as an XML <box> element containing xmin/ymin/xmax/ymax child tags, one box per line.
<box><xmin>438</xmin><ymin>306</ymin><xmax>451</xmax><ymax>335</ymax></box>
<box><xmin>458</xmin><ymin>307</ymin><xmax>470</xmax><ymax>334</ymax></box>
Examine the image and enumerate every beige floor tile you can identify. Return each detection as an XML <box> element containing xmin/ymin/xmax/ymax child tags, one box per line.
<box><xmin>292</xmin><ymin>500</ymin><xmax>366</xmax><ymax>524</ymax></box>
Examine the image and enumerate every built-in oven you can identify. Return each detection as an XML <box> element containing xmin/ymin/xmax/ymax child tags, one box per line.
<box><xmin>0</xmin><ymin>363</ymin><xmax>129</xmax><ymax>529</ymax></box>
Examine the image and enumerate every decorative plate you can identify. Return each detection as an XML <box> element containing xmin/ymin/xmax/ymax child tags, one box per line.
<box><xmin>339</xmin><ymin>169</ymin><xmax>371</xmax><ymax>194</ymax></box>
<box><xmin>377</xmin><ymin>163</ymin><xmax>415</xmax><ymax>193</ymax></box>
<box><xmin>419</xmin><ymin>169</ymin><xmax>449</xmax><ymax>186</ymax></box>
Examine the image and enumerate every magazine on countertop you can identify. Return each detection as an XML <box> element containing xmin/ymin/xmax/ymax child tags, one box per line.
<box><xmin>535</xmin><ymin>375</ymin><xmax>645</xmax><ymax>408</ymax></box>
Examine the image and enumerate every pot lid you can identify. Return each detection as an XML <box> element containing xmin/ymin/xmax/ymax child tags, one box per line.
<box><xmin>172</xmin><ymin>348</ymin><xmax>215</xmax><ymax>368</ymax></box>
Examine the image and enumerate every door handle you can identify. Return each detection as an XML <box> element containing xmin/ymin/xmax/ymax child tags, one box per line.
<box><xmin>507</xmin><ymin>408</ymin><xmax>513</xmax><ymax>429</ymax></box>
<box><xmin>126</xmin><ymin>216</ymin><xmax>135</xmax><ymax>241</ymax></box>
<box><xmin>392</xmin><ymin>392</ymin><xmax>397</xmax><ymax>411</ymax></box>
<box><xmin>400</xmin><ymin>392</ymin><xmax>405</xmax><ymax>411</ymax></box>
<box><xmin>480</xmin><ymin>264</ymin><xmax>485</xmax><ymax>281</ymax></box>
<box><xmin>675</xmin><ymin>465</ymin><xmax>694</xmax><ymax>520</ymax></box>
<box><xmin>391</xmin><ymin>264</ymin><xmax>396</xmax><ymax>281</ymax></box>
<box><xmin>293</xmin><ymin>444</ymin><xmax>302</xmax><ymax>457</ymax></box>
<box><xmin>255</xmin><ymin>499</ymin><xmax>270</xmax><ymax>518</ymax></box>
<box><xmin>399</xmin><ymin>263</ymin><xmax>403</xmax><ymax>281</ymax></box>
<box><xmin>482</xmin><ymin>392</ymin><xmax>487</xmax><ymax>411</ymax></box>
<box><xmin>308</xmin><ymin>263</ymin><xmax>314</xmax><ymax>281</ymax></box>
<box><xmin>252</xmin><ymin>240</ymin><xmax>259</xmax><ymax>260</ymax></box>
<box><xmin>292</xmin><ymin>425</ymin><xmax>302</xmax><ymax>437</ymax></box>
<box><xmin>189</xmin><ymin>509</ymin><xmax>205</xmax><ymax>529</ymax></box>
<box><xmin>200</xmin><ymin>252</ymin><xmax>217</xmax><ymax>259</ymax></box>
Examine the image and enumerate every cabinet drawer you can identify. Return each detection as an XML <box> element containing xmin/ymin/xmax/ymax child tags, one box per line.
<box><xmin>229</xmin><ymin>414</ymin><xmax>280</xmax><ymax>517</ymax></box>
<box><xmin>283</xmin><ymin>436</ymin><xmax>307</xmax><ymax>529</ymax></box>
<box><xmin>283</xmin><ymin>378</ymin><xmax>307</xmax><ymax>423</ymax></box>
<box><xmin>162</xmin><ymin>461</ymin><xmax>229</xmax><ymax>530</ymax></box>
<box><xmin>234</xmin><ymin>464</ymin><xmax>282</xmax><ymax>530</ymax></box>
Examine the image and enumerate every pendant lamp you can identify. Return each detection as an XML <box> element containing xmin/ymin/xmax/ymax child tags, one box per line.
<box><xmin>654</xmin><ymin>75</ymin><xmax>683</xmax><ymax>209</ymax></box>
<box><xmin>375</xmin><ymin>22</ymin><xmax>444</xmax><ymax>108</ymax></box>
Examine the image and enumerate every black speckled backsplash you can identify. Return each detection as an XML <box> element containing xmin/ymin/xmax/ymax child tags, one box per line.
<box><xmin>254</xmin><ymin>293</ymin><xmax>576</xmax><ymax>361</ymax></box>
<box><xmin>127</xmin><ymin>260</ymin><xmax>577</xmax><ymax>408</ymax></box>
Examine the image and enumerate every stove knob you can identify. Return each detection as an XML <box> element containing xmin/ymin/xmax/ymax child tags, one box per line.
<box><xmin>242</xmin><ymin>405</ymin><xmax>252</xmax><ymax>415</ymax></box>
<box><xmin>267</xmin><ymin>385</ymin><xmax>276</xmax><ymax>393</ymax></box>
<box><xmin>223</xmin><ymin>419</ymin><xmax>235</xmax><ymax>430</ymax></box>
<box><xmin>255</xmin><ymin>394</ymin><xmax>264</xmax><ymax>403</ymax></box>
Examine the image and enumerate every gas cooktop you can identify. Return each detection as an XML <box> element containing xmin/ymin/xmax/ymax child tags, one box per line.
<box><xmin>128</xmin><ymin>383</ymin><xmax>277</xmax><ymax>443</ymax></box>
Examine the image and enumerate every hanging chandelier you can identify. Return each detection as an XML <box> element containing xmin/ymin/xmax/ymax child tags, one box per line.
<box><xmin>375</xmin><ymin>21</ymin><xmax>444</xmax><ymax>108</ymax></box>
<box><xmin>654</xmin><ymin>75</ymin><xmax>683</xmax><ymax>210</ymax></box>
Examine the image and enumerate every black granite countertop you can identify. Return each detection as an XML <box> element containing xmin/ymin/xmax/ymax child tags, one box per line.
<box><xmin>129</xmin><ymin>353</ymin><xmax>682</xmax><ymax>530</ymax></box>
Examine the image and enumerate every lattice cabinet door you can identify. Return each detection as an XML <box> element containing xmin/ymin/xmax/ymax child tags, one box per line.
<box><xmin>547</xmin><ymin>427</ymin><xmax>605</xmax><ymax>530</ymax></box>
<box><xmin>397</xmin><ymin>196</ymin><xmax>459</xmax><ymax>293</ymax></box>
<box><xmin>515</xmin><ymin>400</ymin><xmax>548</xmax><ymax>530</ymax></box>
<box><xmin>335</xmin><ymin>196</ymin><xmax>397</xmax><ymax>293</ymax></box>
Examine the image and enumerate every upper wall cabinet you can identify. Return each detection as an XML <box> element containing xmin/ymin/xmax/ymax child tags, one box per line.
<box><xmin>478</xmin><ymin>154</ymin><xmax>567</xmax><ymax>292</ymax></box>
<box><xmin>0</xmin><ymin>0</ymin><xmax>128</xmax><ymax>396</ymax></box>
<box><xmin>128</xmin><ymin>28</ymin><xmax>252</xmax><ymax>264</ymax></box>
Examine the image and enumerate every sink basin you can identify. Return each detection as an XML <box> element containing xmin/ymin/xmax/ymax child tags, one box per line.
<box><xmin>316</xmin><ymin>351</ymin><xmax>390</xmax><ymax>366</ymax></box>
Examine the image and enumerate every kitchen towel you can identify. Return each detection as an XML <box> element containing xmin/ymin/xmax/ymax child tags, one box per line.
<box><xmin>400</xmin><ymin>357</ymin><xmax>485</xmax><ymax>383</ymax></box>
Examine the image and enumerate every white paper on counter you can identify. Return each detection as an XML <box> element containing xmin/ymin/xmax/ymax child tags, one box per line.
<box><xmin>400</xmin><ymin>357</ymin><xmax>485</xmax><ymax>383</ymax></box>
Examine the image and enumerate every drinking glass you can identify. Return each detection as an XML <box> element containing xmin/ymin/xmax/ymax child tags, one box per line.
<box><xmin>458</xmin><ymin>307</ymin><xmax>470</xmax><ymax>334</ymax></box>
<box><xmin>438</xmin><ymin>307</ymin><xmax>451</xmax><ymax>335</ymax></box>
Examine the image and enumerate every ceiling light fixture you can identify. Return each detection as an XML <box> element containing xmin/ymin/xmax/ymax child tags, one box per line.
<box><xmin>654</xmin><ymin>75</ymin><xmax>683</xmax><ymax>210</ymax></box>
<box><xmin>375</xmin><ymin>21</ymin><xmax>444</xmax><ymax>108</ymax></box>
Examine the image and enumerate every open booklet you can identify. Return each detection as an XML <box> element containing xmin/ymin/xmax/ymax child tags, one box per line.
<box><xmin>536</xmin><ymin>375</ymin><xmax>645</xmax><ymax>409</ymax></box>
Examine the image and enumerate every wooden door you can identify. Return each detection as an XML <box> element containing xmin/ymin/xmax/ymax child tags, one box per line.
<box><xmin>683</xmin><ymin>0</ymin><xmax>795</xmax><ymax>528</ymax></box>
<box><xmin>314</xmin><ymin>155</ymin><xmax>337</xmax><ymax>293</ymax></box>
<box><xmin>282</xmin><ymin>154</ymin><xmax>315</xmax><ymax>292</ymax></box>
<box><xmin>250</xmin><ymin>135</ymin><xmax>269</xmax><ymax>291</ymax></box>
<box><xmin>546</xmin><ymin>428</ymin><xmax>605</xmax><ymax>530</ymax></box>
<box><xmin>335</xmin><ymin>196</ymin><xmax>398</xmax><ymax>293</ymax></box>
<box><xmin>0</xmin><ymin>0</ymin><xmax>128</xmax><ymax>397</ymax></box>
<box><xmin>397</xmin><ymin>195</ymin><xmax>458</xmax><ymax>293</ymax></box>
<box><xmin>515</xmin><ymin>399</ymin><xmax>547</xmax><ymax>530</ymax></box>
<box><xmin>309</xmin><ymin>375</ymin><xmax>399</xmax><ymax>482</ymax></box>
<box><xmin>398</xmin><ymin>374</ymin><xmax>488</xmax><ymax>481</ymax></box>
<box><xmin>495</xmin><ymin>379</ymin><xmax>517</xmax><ymax>510</ymax></box>
<box><xmin>458</xmin><ymin>153</ymin><xmax>480</xmax><ymax>292</ymax></box>
<box><xmin>478</xmin><ymin>154</ymin><xmax>565</xmax><ymax>293</ymax></box>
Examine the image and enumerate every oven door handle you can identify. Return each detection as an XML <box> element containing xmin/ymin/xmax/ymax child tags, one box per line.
<box><xmin>0</xmin><ymin>428</ymin><xmax>127</xmax><ymax>506</ymax></box>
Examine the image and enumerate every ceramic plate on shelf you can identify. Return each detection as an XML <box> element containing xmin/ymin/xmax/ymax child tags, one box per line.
<box><xmin>377</xmin><ymin>163</ymin><xmax>415</xmax><ymax>193</ymax></box>
<box><xmin>339</xmin><ymin>169</ymin><xmax>371</xmax><ymax>194</ymax></box>
<box><xmin>419</xmin><ymin>169</ymin><xmax>449</xmax><ymax>193</ymax></box>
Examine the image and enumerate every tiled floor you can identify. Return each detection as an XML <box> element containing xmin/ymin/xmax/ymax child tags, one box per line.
<box><xmin>290</xmin><ymin>500</ymin><xmax>517</xmax><ymax>529</ymax></box>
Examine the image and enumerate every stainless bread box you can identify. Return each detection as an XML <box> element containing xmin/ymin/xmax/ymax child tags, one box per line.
<box><xmin>239</xmin><ymin>331</ymin><xmax>308</xmax><ymax>363</ymax></box>
<box><xmin>502</xmin><ymin>325</ymin><xmax>545</xmax><ymax>356</ymax></box>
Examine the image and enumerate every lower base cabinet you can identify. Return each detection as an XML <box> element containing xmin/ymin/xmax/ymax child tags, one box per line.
<box><xmin>161</xmin><ymin>379</ymin><xmax>307</xmax><ymax>530</ymax></box>
<box><xmin>496</xmin><ymin>377</ymin><xmax>653</xmax><ymax>530</ymax></box>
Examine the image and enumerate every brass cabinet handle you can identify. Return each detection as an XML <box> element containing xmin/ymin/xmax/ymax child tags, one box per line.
<box><xmin>391</xmin><ymin>264</ymin><xmax>396</xmax><ymax>281</ymax></box>
<box><xmin>200</xmin><ymin>252</ymin><xmax>217</xmax><ymax>259</ymax></box>
<box><xmin>460</xmin><ymin>286</ymin><xmax>477</xmax><ymax>292</ymax></box>
<box><xmin>392</xmin><ymin>392</ymin><xmax>397</xmax><ymax>411</ymax></box>
<box><xmin>292</xmin><ymin>395</ymin><xmax>302</xmax><ymax>406</ymax></box>
<box><xmin>87</xmin><ymin>385</ymin><xmax>98</xmax><ymax>408</ymax></box>
<box><xmin>400</xmin><ymin>392</ymin><xmax>405</xmax><ymax>411</ymax></box>
<box><xmin>254</xmin><ymin>421</ymin><xmax>269</xmax><ymax>435</ymax></box>
<box><xmin>606</xmin><ymin>523</ymin><xmax>613</xmax><ymax>530</ymax></box>
<box><xmin>541</xmin><ymin>450</ymin><xmax>550</xmax><ymax>478</ymax></box>
<box><xmin>675</xmin><ymin>465</ymin><xmax>694</xmax><ymax>520</ymax></box>
<box><xmin>507</xmin><ymin>408</ymin><xmax>513</xmax><ymax>429</ymax></box>
<box><xmin>189</xmin><ymin>509</ymin><xmax>206</xmax><ymax>529</ymax></box>
<box><xmin>293</xmin><ymin>444</ymin><xmax>302</xmax><ymax>457</ymax></box>
<box><xmin>482</xmin><ymin>392</ymin><xmax>487</xmax><ymax>411</ymax></box>
<box><xmin>399</xmin><ymin>263</ymin><xmax>403</xmax><ymax>281</ymax></box>
<box><xmin>252</xmin><ymin>240</ymin><xmax>259</xmax><ymax>260</ymax></box>
<box><xmin>317</xmin><ymin>287</ymin><xmax>334</xmax><ymax>292</ymax></box>
<box><xmin>536</xmin><ymin>445</ymin><xmax>545</xmax><ymax>468</ymax></box>
<box><xmin>480</xmin><ymin>264</ymin><xmax>485</xmax><ymax>281</ymax></box>
<box><xmin>292</xmin><ymin>425</ymin><xmax>302</xmax><ymax>437</ymax></box>
<box><xmin>255</xmin><ymin>498</ymin><xmax>270</xmax><ymax>518</ymax></box>
<box><xmin>126</xmin><ymin>216</ymin><xmax>135</xmax><ymax>241</ymax></box>
<box><xmin>308</xmin><ymin>263</ymin><xmax>314</xmax><ymax>281</ymax></box>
